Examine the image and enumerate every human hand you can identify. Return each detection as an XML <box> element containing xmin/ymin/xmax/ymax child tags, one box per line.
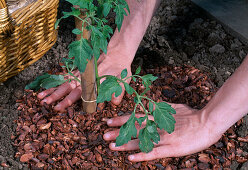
<box><xmin>103</xmin><ymin>103</ymin><xmax>223</xmax><ymax>162</ymax></box>
<box><xmin>37</xmin><ymin>53</ymin><xmax>132</xmax><ymax>112</ymax></box>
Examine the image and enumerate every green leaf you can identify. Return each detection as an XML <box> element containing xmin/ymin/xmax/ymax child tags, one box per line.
<box><xmin>148</xmin><ymin>101</ymin><xmax>154</xmax><ymax>112</ymax></box>
<box><xmin>153</xmin><ymin>102</ymin><xmax>176</xmax><ymax>134</ymax></box>
<box><xmin>116</xmin><ymin>112</ymin><xmax>137</xmax><ymax>146</ymax></box>
<box><xmin>99</xmin><ymin>37</ymin><xmax>108</xmax><ymax>54</ymax></box>
<box><xmin>103</xmin><ymin>3</ymin><xmax>112</xmax><ymax>17</ymax></box>
<box><xmin>72</xmin><ymin>28</ymin><xmax>82</xmax><ymax>35</ymax></box>
<box><xmin>138</xmin><ymin>120</ymin><xmax>160</xmax><ymax>153</ymax></box>
<box><xmin>133</xmin><ymin>77</ymin><xmax>137</xmax><ymax>82</ymax></box>
<box><xmin>62</xmin><ymin>7</ymin><xmax>81</xmax><ymax>18</ymax></box>
<box><xmin>114</xmin><ymin>6</ymin><xmax>125</xmax><ymax>31</ymax></box>
<box><xmin>91</xmin><ymin>27</ymin><xmax>108</xmax><ymax>59</ymax></box>
<box><xmin>25</xmin><ymin>74</ymin><xmax>66</xmax><ymax>91</ymax></box>
<box><xmin>65</xmin><ymin>0</ymin><xmax>90</xmax><ymax>9</ymax></box>
<box><xmin>40</xmin><ymin>75</ymin><xmax>66</xmax><ymax>89</ymax></box>
<box><xmin>55</xmin><ymin>7</ymin><xmax>81</xmax><ymax>29</ymax></box>
<box><xmin>137</xmin><ymin>116</ymin><xmax>146</xmax><ymax>126</ymax></box>
<box><xmin>97</xmin><ymin>77</ymin><xmax>122</xmax><ymax>103</ymax></box>
<box><xmin>121</xmin><ymin>69</ymin><xmax>128</xmax><ymax>79</ymax></box>
<box><xmin>91</xmin><ymin>26</ymin><xmax>104</xmax><ymax>38</ymax></box>
<box><xmin>141</xmin><ymin>74</ymin><xmax>158</xmax><ymax>95</ymax></box>
<box><xmin>62</xmin><ymin>58</ymin><xmax>76</xmax><ymax>71</ymax></box>
<box><xmin>25</xmin><ymin>73</ymin><xmax>50</xmax><ymax>91</ymax></box>
<box><xmin>135</xmin><ymin>66</ymin><xmax>141</xmax><ymax>75</ymax></box>
<box><xmin>142</xmin><ymin>74</ymin><xmax>158</xmax><ymax>86</ymax></box>
<box><xmin>103</xmin><ymin>25</ymin><xmax>113</xmax><ymax>38</ymax></box>
<box><xmin>68</xmin><ymin>39</ymin><xmax>93</xmax><ymax>73</ymax></box>
<box><xmin>124</xmin><ymin>82</ymin><xmax>134</xmax><ymax>95</ymax></box>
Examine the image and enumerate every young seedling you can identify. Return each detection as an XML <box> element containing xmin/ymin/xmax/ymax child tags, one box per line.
<box><xmin>25</xmin><ymin>0</ymin><xmax>176</xmax><ymax>153</ymax></box>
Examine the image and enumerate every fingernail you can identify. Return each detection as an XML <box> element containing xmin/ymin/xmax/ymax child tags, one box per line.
<box><xmin>54</xmin><ymin>104</ymin><xmax>61</xmax><ymax>111</ymax></box>
<box><xmin>107</xmin><ymin>119</ymin><xmax>113</xmax><ymax>125</ymax></box>
<box><xmin>41</xmin><ymin>99</ymin><xmax>47</xmax><ymax>104</ymax></box>
<box><xmin>110</xmin><ymin>143</ymin><xmax>116</xmax><ymax>148</ymax></box>
<box><xmin>101</xmin><ymin>118</ymin><xmax>109</xmax><ymax>122</ymax></box>
<box><xmin>129</xmin><ymin>155</ymin><xmax>135</xmax><ymax>161</ymax></box>
<box><xmin>104</xmin><ymin>132</ymin><xmax>110</xmax><ymax>139</ymax></box>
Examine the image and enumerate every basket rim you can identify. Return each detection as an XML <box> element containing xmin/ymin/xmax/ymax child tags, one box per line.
<box><xmin>10</xmin><ymin>0</ymin><xmax>58</xmax><ymax>25</ymax></box>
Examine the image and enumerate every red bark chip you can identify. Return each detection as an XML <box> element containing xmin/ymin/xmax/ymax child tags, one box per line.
<box><xmin>14</xmin><ymin>65</ymin><xmax>247</xmax><ymax>169</ymax></box>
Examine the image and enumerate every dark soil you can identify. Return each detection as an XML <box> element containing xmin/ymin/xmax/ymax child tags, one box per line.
<box><xmin>0</xmin><ymin>0</ymin><xmax>247</xmax><ymax>169</ymax></box>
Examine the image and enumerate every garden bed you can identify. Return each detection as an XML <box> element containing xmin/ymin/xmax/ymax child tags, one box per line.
<box><xmin>0</xmin><ymin>0</ymin><xmax>247</xmax><ymax>169</ymax></box>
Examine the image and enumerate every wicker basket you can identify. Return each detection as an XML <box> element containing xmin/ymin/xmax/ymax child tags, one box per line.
<box><xmin>0</xmin><ymin>0</ymin><xmax>59</xmax><ymax>83</ymax></box>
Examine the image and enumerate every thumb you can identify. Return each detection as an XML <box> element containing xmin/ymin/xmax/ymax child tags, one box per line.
<box><xmin>111</xmin><ymin>70</ymin><xmax>132</xmax><ymax>105</ymax></box>
<box><xmin>111</xmin><ymin>82</ymin><xmax>125</xmax><ymax>105</ymax></box>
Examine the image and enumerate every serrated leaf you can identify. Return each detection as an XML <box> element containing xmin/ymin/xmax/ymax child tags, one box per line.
<box><xmin>62</xmin><ymin>7</ymin><xmax>81</xmax><ymax>18</ymax></box>
<box><xmin>97</xmin><ymin>77</ymin><xmax>122</xmax><ymax>103</ymax></box>
<box><xmin>115</xmin><ymin>8</ymin><xmax>124</xmax><ymax>31</ymax></box>
<box><xmin>103</xmin><ymin>3</ymin><xmax>112</xmax><ymax>17</ymax></box>
<box><xmin>116</xmin><ymin>113</ymin><xmax>137</xmax><ymax>146</ymax></box>
<box><xmin>99</xmin><ymin>37</ymin><xmax>108</xmax><ymax>54</ymax></box>
<box><xmin>121</xmin><ymin>69</ymin><xmax>128</xmax><ymax>79</ymax></box>
<box><xmin>41</xmin><ymin>75</ymin><xmax>66</xmax><ymax>89</ymax></box>
<box><xmin>149</xmin><ymin>101</ymin><xmax>154</xmax><ymax>112</ymax></box>
<box><xmin>55</xmin><ymin>7</ymin><xmax>81</xmax><ymax>30</ymax></box>
<box><xmin>62</xmin><ymin>58</ymin><xmax>76</xmax><ymax>71</ymax></box>
<box><xmin>103</xmin><ymin>25</ymin><xmax>113</xmax><ymax>38</ymax></box>
<box><xmin>72</xmin><ymin>28</ymin><xmax>82</xmax><ymax>35</ymax></box>
<box><xmin>133</xmin><ymin>77</ymin><xmax>137</xmax><ymax>82</ymax></box>
<box><xmin>25</xmin><ymin>73</ymin><xmax>51</xmax><ymax>91</ymax></box>
<box><xmin>153</xmin><ymin>102</ymin><xmax>176</xmax><ymax>133</ymax></box>
<box><xmin>91</xmin><ymin>26</ymin><xmax>104</xmax><ymax>38</ymax></box>
<box><xmin>135</xmin><ymin>66</ymin><xmax>141</xmax><ymax>75</ymax></box>
<box><xmin>138</xmin><ymin>120</ymin><xmax>160</xmax><ymax>153</ymax></box>
<box><xmin>137</xmin><ymin>116</ymin><xmax>146</xmax><ymax>126</ymax></box>
<box><xmin>124</xmin><ymin>82</ymin><xmax>134</xmax><ymax>95</ymax></box>
<box><xmin>141</xmin><ymin>74</ymin><xmax>158</xmax><ymax>95</ymax></box>
<box><xmin>25</xmin><ymin>74</ymin><xmax>66</xmax><ymax>91</ymax></box>
<box><xmin>66</xmin><ymin>0</ymin><xmax>90</xmax><ymax>9</ymax></box>
<box><xmin>142</xmin><ymin>74</ymin><xmax>158</xmax><ymax>85</ymax></box>
<box><xmin>113</xmin><ymin>2</ymin><xmax>129</xmax><ymax>32</ymax></box>
<box><xmin>68</xmin><ymin>39</ymin><xmax>93</xmax><ymax>73</ymax></box>
<box><xmin>91</xmin><ymin>28</ymin><xmax>108</xmax><ymax>59</ymax></box>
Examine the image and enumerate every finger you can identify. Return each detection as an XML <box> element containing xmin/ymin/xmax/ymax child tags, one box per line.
<box><xmin>109</xmin><ymin>139</ymin><xmax>140</xmax><ymax>151</ymax></box>
<box><xmin>111</xmin><ymin>72</ymin><xmax>131</xmax><ymax>105</ymax></box>
<box><xmin>38</xmin><ymin>88</ymin><xmax>56</xmax><ymax>99</ymax></box>
<box><xmin>103</xmin><ymin>129</ymin><xmax>120</xmax><ymax>141</ymax></box>
<box><xmin>128</xmin><ymin>146</ymin><xmax>171</xmax><ymax>162</ymax></box>
<box><xmin>111</xmin><ymin>82</ymin><xmax>125</xmax><ymax>105</ymax></box>
<box><xmin>107</xmin><ymin>114</ymin><xmax>151</xmax><ymax>127</ymax></box>
<box><xmin>41</xmin><ymin>81</ymin><xmax>78</xmax><ymax>105</ymax></box>
<box><xmin>54</xmin><ymin>87</ymin><xmax>82</xmax><ymax>112</ymax></box>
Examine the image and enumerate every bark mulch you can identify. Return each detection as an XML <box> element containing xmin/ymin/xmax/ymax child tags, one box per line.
<box><xmin>8</xmin><ymin>65</ymin><xmax>248</xmax><ymax>169</ymax></box>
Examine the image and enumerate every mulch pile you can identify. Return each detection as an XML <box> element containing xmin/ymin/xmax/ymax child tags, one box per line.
<box><xmin>9</xmin><ymin>65</ymin><xmax>248</xmax><ymax>169</ymax></box>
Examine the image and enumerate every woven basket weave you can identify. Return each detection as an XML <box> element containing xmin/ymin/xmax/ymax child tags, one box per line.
<box><xmin>0</xmin><ymin>0</ymin><xmax>59</xmax><ymax>82</ymax></box>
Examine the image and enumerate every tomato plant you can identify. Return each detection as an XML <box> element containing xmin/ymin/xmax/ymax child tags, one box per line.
<box><xmin>25</xmin><ymin>0</ymin><xmax>176</xmax><ymax>153</ymax></box>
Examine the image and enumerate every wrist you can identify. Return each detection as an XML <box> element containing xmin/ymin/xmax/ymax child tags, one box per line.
<box><xmin>200</xmin><ymin>107</ymin><xmax>227</xmax><ymax>141</ymax></box>
<box><xmin>104</xmin><ymin>42</ymin><xmax>135</xmax><ymax>67</ymax></box>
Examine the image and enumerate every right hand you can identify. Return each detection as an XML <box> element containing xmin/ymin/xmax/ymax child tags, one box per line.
<box><xmin>103</xmin><ymin>103</ymin><xmax>223</xmax><ymax>162</ymax></box>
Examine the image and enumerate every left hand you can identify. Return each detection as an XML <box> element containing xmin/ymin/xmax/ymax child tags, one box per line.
<box><xmin>103</xmin><ymin>103</ymin><xmax>222</xmax><ymax>162</ymax></box>
<box><xmin>37</xmin><ymin>52</ymin><xmax>132</xmax><ymax>112</ymax></box>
